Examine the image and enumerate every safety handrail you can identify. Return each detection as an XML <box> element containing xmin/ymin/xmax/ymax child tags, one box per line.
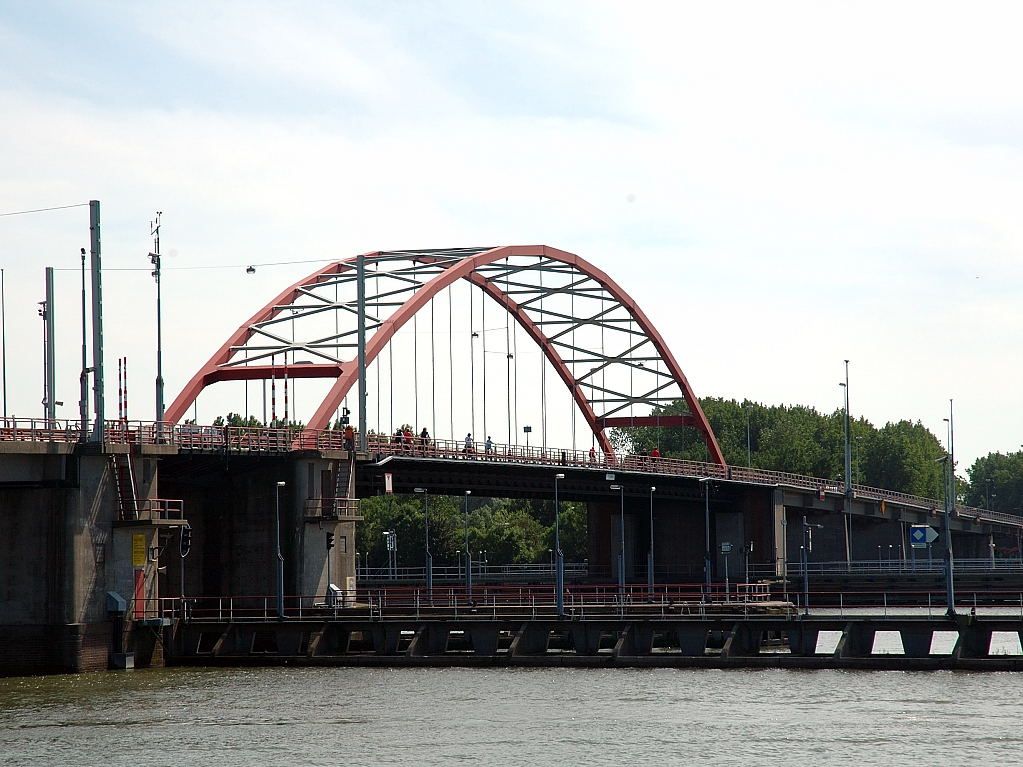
<box><xmin>2</xmin><ymin>417</ymin><xmax>1019</xmax><ymax>529</ymax></box>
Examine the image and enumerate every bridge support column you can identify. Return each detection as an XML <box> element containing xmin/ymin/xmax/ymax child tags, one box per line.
<box><xmin>721</xmin><ymin>622</ymin><xmax>762</xmax><ymax>658</ymax></box>
<box><xmin>370</xmin><ymin>625</ymin><xmax>403</xmax><ymax>655</ymax></box>
<box><xmin>785</xmin><ymin>626</ymin><xmax>819</xmax><ymax>656</ymax></box>
<box><xmin>310</xmin><ymin>624</ymin><xmax>352</xmax><ymax>656</ymax></box>
<box><xmin>899</xmin><ymin>629</ymin><xmax>933</xmax><ymax>658</ymax></box>
<box><xmin>509</xmin><ymin>623</ymin><xmax>550</xmax><ymax>657</ymax></box>
<box><xmin>467</xmin><ymin>625</ymin><xmax>500</xmax><ymax>656</ymax></box>
<box><xmin>275</xmin><ymin>626</ymin><xmax>307</xmax><ymax>656</ymax></box>
<box><xmin>952</xmin><ymin>621</ymin><xmax>992</xmax><ymax>659</ymax></box>
<box><xmin>674</xmin><ymin>624</ymin><xmax>709</xmax><ymax>656</ymax></box>
<box><xmin>570</xmin><ymin>625</ymin><xmax>605</xmax><ymax>655</ymax></box>
<box><xmin>408</xmin><ymin>624</ymin><xmax>449</xmax><ymax>656</ymax></box>
<box><xmin>614</xmin><ymin>623</ymin><xmax>653</xmax><ymax>657</ymax></box>
<box><xmin>295</xmin><ymin>456</ymin><xmax>357</xmax><ymax>607</ymax></box>
<box><xmin>834</xmin><ymin>623</ymin><xmax>875</xmax><ymax>658</ymax></box>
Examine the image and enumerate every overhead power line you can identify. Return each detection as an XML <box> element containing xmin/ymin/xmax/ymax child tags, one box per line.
<box><xmin>0</xmin><ymin>203</ymin><xmax>89</xmax><ymax>217</ymax></box>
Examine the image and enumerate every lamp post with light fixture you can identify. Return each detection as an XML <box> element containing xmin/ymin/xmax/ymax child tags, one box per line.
<box><xmin>647</xmin><ymin>486</ymin><xmax>656</xmax><ymax>598</ymax></box>
<box><xmin>463</xmin><ymin>490</ymin><xmax>472</xmax><ymax>600</ymax></box>
<box><xmin>274</xmin><ymin>481</ymin><xmax>286</xmax><ymax>620</ymax></box>
<box><xmin>414</xmin><ymin>488</ymin><xmax>432</xmax><ymax>597</ymax></box>
<box><xmin>609</xmin><ymin>483</ymin><xmax>625</xmax><ymax>601</ymax></box>
<box><xmin>699</xmin><ymin>477</ymin><xmax>712</xmax><ymax>594</ymax></box>
<box><xmin>149</xmin><ymin>212</ymin><xmax>165</xmax><ymax>424</ymax></box>
<box><xmin>554</xmin><ymin>473</ymin><xmax>565</xmax><ymax>616</ymax></box>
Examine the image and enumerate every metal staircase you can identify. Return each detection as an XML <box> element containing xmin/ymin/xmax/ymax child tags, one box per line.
<box><xmin>330</xmin><ymin>455</ymin><xmax>356</xmax><ymax>518</ymax></box>
<box><xmin>109</xmin><ymin>452</ymin><xmax>138</xmax><ymax>521</ymax></box>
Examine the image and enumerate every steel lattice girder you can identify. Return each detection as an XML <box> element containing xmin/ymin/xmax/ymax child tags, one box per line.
<box><xmin>164</xmin><ymin>245</ymin><xmax>726</xmax><ymax>464</ymax></box>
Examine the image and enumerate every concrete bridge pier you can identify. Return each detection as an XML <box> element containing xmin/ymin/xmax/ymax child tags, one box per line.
<box><xmin>0</xmin><ymin>445</ymin><xmax>171</xmax><ymax>674</ymax></box>
<box><xmin>159</xmin><ymin>452</ymin><xmax>359</xmax><ymax>619</ymax></box>
<box><xmin>291</xmin><ymin>454</ymin><xmax>357</xmax><ymax>608</ymax></box>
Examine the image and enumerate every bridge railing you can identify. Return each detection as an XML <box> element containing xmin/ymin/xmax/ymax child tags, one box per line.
<box><xmin>357</xmin><ymin>561</ymin><xmax>592</xmax><ymax>582</ymax></box>
<box><xmin>136</xmin><ymin>498</ymin><xmax>185</xmax><ymax>522</ymax></box>
<box><xmin>771</xmin><ymin>557</ymin><xmax>1023</xmax><ymax>577</ymax></box>
<box><xmin>3</xmin><ymin>416</ymin><xmax>1021</xmax><ymax>529</ymax></box>
<box><xmin>0</xmin><ymin>417</ymin><xmax>83</xmax><ymax>443</ymax></box>
<box><xmin>303</xmin><ymin>497</ymin><xmax>363</xmax><ymax>520</ymax></box>
<box><xmin>152</xmin><ymin>580</ymin><xmax>781</xmax><ymax>623</ymax></box>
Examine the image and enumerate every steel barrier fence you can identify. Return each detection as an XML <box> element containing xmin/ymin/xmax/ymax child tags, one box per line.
<box><xmin>140</xmin><ymin>584</ymin><xmax>1023</xmax><ymax>625</ymax></box>
<box><xmin>144</xmin><ymin>582</ymin><xmax>787</xmax><ymax>623</ymax></box>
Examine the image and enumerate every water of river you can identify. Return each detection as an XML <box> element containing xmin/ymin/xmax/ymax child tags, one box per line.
<box><xmin>2</xmin><ymin>664</ymin><xmax>1022</xmax><ymax>766</ymax></box>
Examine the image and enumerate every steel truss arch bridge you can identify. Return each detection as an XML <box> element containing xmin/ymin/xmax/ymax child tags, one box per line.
<box><xmin>165</xmin><ymin>245</ymin><xmax>725</xmax><ymax>464</ymax></box>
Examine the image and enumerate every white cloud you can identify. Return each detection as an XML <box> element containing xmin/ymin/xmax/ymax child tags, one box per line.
<box><xmin>1</xmin><ymin>1</ymin><xmax>1022</xmax><ymax>470</ymax></box>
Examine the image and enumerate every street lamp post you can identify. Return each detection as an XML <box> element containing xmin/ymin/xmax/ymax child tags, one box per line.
<box><xmin>78</xmin><ymin>250</ymin><xmax>90</xmax><ymax>436</ymax></box>
<box><xmin>840</xmin><ymin>360</ymin><xmax>851</xmax><ymax>497</ymax></box>
<box><xmin>840</xmin><ymin>366</ymin><xmax>853</xmax><ymax>566</ymax></box>
<box><xmin>699</xmin><ymin>478</ymin><xmax>712</xmax><ymax>595</ymax></box>
<box><xmin>274</xmin><ymin>481</ymin><xmax>286</xmax><ymax>620</ymax></box>
<box><xmin>149</xmin><ymin>212</ymin><xmax>165</xmax><ymax>424</ymax></box>
<box><xmin>801</xmin><ymin>515</ymin><xmax>823</xmax><ymax>612</ymax></box>
<box><xmin>939</xmin><ymin>454</ymin><xmax>957</xmax><ymax>616</ymax></box>
<box><xmin>464</xmin><ymin>490</ymin><xmax>472</xmax><ymax>601</ymax></box>
<box><xmin>384</xmin><ymin>531</ymin><xmax>398</xmax><ymax>578</ymax></box>
<box><xmin>414</xmin><ymin>488</ymin><xmax>432</xmax><ymax>599</ymax></box>
<box><xmin>609</xmin><ymin>484</ymin><xmax>625</xmax><ymax>601</ymax></box>
<box><xmin>647</xmin><ymin>486</ymin><xmax>656</xmax><ymax>598</ymax></box>
<box><xmin>554</xmin><ymin>473</ymin><xmax>565</xmax><ymax>617</ymax></box>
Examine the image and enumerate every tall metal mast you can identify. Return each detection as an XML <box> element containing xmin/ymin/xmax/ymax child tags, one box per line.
<box><xmin>150</xmin><ymin>211</ymin><xmax>165</xmax><ymax>424</ymax></box>
<box><xmin>90</xmin><ymin>200</ymin><xmax>105</xmax><ymax>443</ymax></box>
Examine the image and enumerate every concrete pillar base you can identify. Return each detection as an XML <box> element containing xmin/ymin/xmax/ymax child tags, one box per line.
<box><xmin>722</xmin><ymin>622</ymin><xmax>762</xmax><ymax>657</ymax></box>
<box><xmin>899</xmin><ymin>629</ymin><xmax>933</xmax><ymax>658</ymax></box>
<box><xmin>786</xmin><ymin>626</ymin><xmax>819</xmax><ymax>656</ymax></box>
<box><xmin>509</xmin><ymin>623</ymin><xmax>550</xmax><ymax>656</ymax></box>
<box><xmin>835</xmin><ymin>623</ymin><xmax>875</xmax><ymax>657</ymax></box>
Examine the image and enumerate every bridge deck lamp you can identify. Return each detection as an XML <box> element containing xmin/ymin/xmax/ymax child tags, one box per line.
<box><xmin>554</xmin><ymin>473</ymin><xmax>565</xmax><ymax>616</ymax></box>
<box><xmin>414</xmin><ymin>488</ymin><xmax>432</xmax><ymax>598</ymax></box>
<box><xmin>800</xmin><ymin>515</ymin><xmax>824</xmax><ymax>613</ymax></box>
<box><xmin>610</xmin><ymin>484</ymin><xmax>625</xmax><ymax>600</ymax></box>
<box><xmin>699</xmin><ymin>478</ymin><xmax>712</xmax><ymax>595</ymax></box>
<box><xmin>274</xmin><ymin>481</ymin><xmax>286</xmax><ymax>620</ymax></box>
<box><xmin>648</xmin><ymin>486</ymin><xmax>656</xmax><ymax>598</ymax></box>
<box><xmin>463</xmin><ymin>490</ymin><xmax>473</xmax><ymax>599</ymax></box>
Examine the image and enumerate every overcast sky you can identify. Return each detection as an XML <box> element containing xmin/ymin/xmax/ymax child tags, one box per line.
<box><xmin>2</xmin><ymin>1</ymin><xmax>1021</xmax><ymax>473</ymax></box>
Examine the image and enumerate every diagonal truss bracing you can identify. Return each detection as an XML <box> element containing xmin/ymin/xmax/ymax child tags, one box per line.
<box><xmin>164</xmin><ymin>245</ymin><xmax>725</xmax><ymax>464</ymax></box>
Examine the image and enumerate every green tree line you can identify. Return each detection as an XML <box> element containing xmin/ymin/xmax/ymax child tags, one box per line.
<box><xmin>613</xmin><ymin>397</ymin><xmax>1004</xmax><ymax>504</ymax></box>
<box><xmin>356</xmin><ymin>494</ymin><xmax>588</xmax><ymax>569</ymax></box>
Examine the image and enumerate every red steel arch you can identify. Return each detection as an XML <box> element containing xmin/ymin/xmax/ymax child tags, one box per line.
<box><xmin>165</xmin><ymin>245</ymin><xmax>726</xmax><ymax>465</ymax></box>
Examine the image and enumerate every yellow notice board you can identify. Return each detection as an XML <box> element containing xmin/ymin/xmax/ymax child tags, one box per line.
<box><xmin>132</xmin><ymin>534</ymin><xmax>147</xmax><ymax>568</ymax></box>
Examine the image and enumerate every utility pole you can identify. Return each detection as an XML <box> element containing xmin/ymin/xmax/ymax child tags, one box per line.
<box><xmin>840</xmin><ymin>361</ymin><xmax>853</xmax><ymax>567</ymax></box>
<box><xmin>79</xmin><ymin>248</ymin><xmax>89</xmax><ymax>435</ymax></box>
<box><xmin>150</xmin><ymin>212</ymin><xmax>165</xmax><ymax>424</ymax></box>
<box><xmin>940</xmin><ymin>454</ymin><xmax>956</xmax><ymax>616</ymax></box>
<box><xmin>90</xmin><ymin>200</ymin><xmax>105</xmax><ymax>443</ymax></box>
<box><xmin>842</xmin><ymin>360</ymin><xmax>851</xmax><ymax>497</ymax></box>
<box><xmin>41</xmin><ymin>267</ymin><xmax>56</xmax><ymax>422</ymax></box>
<box><xmin>356</xmin><ymin>253</ymin><xmax>367</xmax><ymax>451</ymax></box>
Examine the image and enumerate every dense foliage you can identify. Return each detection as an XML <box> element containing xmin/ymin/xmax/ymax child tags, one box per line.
<box><xmin>356</xmin><ymin>494</ymin><xmax>588</xmax><ymax>568</ymax></box>
<box><xmin>615</xmin><ymin>397</ymin><xmax>953</xmax><ymax>501</ymax></box>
